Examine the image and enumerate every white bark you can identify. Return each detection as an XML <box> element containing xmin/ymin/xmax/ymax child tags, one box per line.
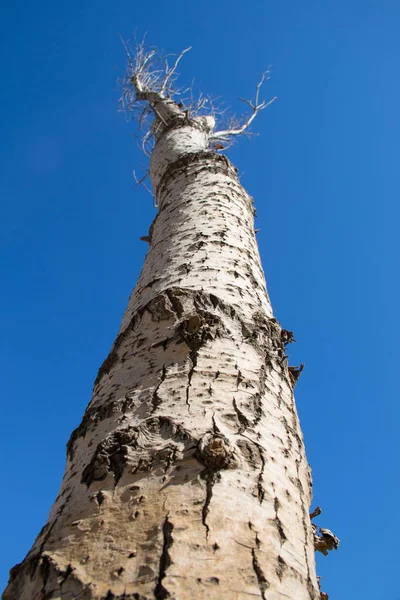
<box><xmin>4</xmin><ymin>113</ymin><xmax>319</xmax><ymax>600</ymax></box>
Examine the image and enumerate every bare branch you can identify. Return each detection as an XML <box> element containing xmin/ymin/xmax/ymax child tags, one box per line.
<box><xmin>118</xmin><ymin>36</ymin><xmax>195</xmax><ymax>153</ymax></box>
<box><xmin>118</xmin><ymin>38</ymin><xmax>275</xmax><ymax>159</ymax></box>
<box><xmin>160</xmin><ymin>46</ymin><xmax>192</xmax><ymax>94</ymax></box>
<box><xmin>211</xmin><ymin>70</ymin><xmax>276</xmax><ymax>142</ymax></box>
<box><xmin>119</xmin><ymin>34</ymin><xmax>134</xmax><ymax>71</ymax></box>
<box><xmin>133</xmin><ymin>169</ymin><xmax>156</xmax><ymax>204</ymax></box>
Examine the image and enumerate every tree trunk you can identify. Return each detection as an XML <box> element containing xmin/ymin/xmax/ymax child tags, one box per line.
<box><xmin>4</xmin><ymin>115</ymin><xmax>319</xmax><ymax>599</ymax></box>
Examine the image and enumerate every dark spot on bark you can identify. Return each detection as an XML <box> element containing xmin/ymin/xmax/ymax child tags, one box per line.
<box><xmin>96</xmin><ymin>491</ymin><xmax>105</xmax><ymax>506</ymax></box>
<box><xmin>102</xmin><ymin>592</ymin><xmax>149</xmax><ymax>600</ymax></box>
<box><xmin>209</xmin><ymin>294</ymin><xmax>219</xmax><ymax>308</ymax></box>
<box><xmin>196</xmin><ymin>434</ymin><xmax>237</xmax><ymax>470</ymax></box>
<box><xmin>276</xmin><ymin>555</ymin><xmax>286</xmax><ymax>581</ymax></box>
<box><xmin>154</xmin><ymin>515</ymin><xmax>174</xmax><ymax>599</ymax></box>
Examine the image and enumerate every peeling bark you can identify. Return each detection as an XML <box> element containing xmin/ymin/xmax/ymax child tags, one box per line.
<box><xmin>4</xmin><ymin>100</ymin><xmax>319</xmax><ymax>599</ymax></box>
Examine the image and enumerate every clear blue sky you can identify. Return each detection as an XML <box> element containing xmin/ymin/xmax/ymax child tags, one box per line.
<box><xmin>1</xmin><ymin>1</ymin><xmax>398</xmax><ymax>597</ymax></box>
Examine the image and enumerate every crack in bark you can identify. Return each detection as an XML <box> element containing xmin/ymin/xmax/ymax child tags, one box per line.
<box><xmin>257</xmin><ymin>448</ymin><xmax>266</xmax><ymax>504</ymax></box>
<box><xmin>200</xmin><ymin>471</ymin><xmax>218</xmax><ymax>539</ymax></box>
<box><xmin>154</xmin><ymin>514</ymin><xmax>174</xmax><ymax>600</ymax></box>
<box><xmin>185</xmin><ymin>349</ymin><xmax>196</xmax><ymax>411</ymax></box>
<box><xmin>274</xmin><ymin>497</ymin><xmax>287</xmax><ymax>545</ymax></box>
<box><xmin>276</xmin><ymin>555</ymin><xmax>286</xmax><ymax>582</ymax></box>
<box><xmin>233</xmin><ymin>397</ymin><xmax>251</xmax><ymax>433</ymax></box>
<box><xmin>251</xmin><ymin>531</ymin><xmax>269</xmax><ymax>599</ymax></box>
<box><xmin>151</xmin><ymin>365</ymin><xmax>167</xmax><ymax>413</ymax></box>
<box><xmin>58</xmin><ymin>563</ymin><xmax>74</xmax><ymax>585</ymax></box>
<box><xmin>251</xmin><ymin>364</ymin><xmax>267</xmax><ymax>428</ymax></box>
<box><xmin>238</xmin><ymin>434</ymin><xmax>266</xmax><ymax>502</ymax></box>
<box><xmin>236</xmin><ymin>367</ymin><xmax>244</xmax><ymax>390</ymax></box>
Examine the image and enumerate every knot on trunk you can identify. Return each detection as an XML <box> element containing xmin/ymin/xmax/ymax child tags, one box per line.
<box><xmin>196</xmin><ymin>433</ymin><xmax>238</xmax><ymax>470</ymax></box>
<box><xmin>81</xmin><ymin>417</ymin><xmax>197</xmax><ymax>488</ymax></box>
<box><xmin>184</xmin><ymin>314</ymin><xmax>202</xmax><ymax>334</ymax></box>
<box><xmin>178</xmin><ymin>311</ymin><xmax>223</xmax><ymax>351</ymax></box>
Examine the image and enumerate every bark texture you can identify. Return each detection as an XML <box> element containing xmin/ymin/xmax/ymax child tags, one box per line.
<box><xmin>4</xmin><ymin>112</ymin><xmax>319</xmax><ymax>599</ymax></box>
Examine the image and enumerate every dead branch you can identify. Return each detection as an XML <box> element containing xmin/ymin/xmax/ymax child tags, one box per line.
<box><xmin>118</xmin><ymin>36</ymin><xmax>191</xmax><ymax>110</ymax></box>
<box><xmin>133</xmin><ymin>169</ymin><xmax>155</xmax><ymax>201</ymax></box>
<box><xmin>118</xmin><ymin>36</ymin><xmax>189</xmax><ymax>154</ymax></box>
<box><xmin>288</xmin><ymin>363</ymin><xmax>304</xmax><ymax>386</ymax></box>
<box><xmin>310</xmin><ymin>506</ymin><xmax>322</xmax><ymax>520</ymax></box>
<box><xmin>211</xmin><ymin>71</ymin><xmax>276</xmax><ymax>143</ymax></box>
<box><xmin>118</xmin><ymin>38</ymin><xmax>275</xmax><ymax>158</ymax></box>
<box><xmin>160</xmin><ymin>46</ymin><xmax>192</xmax><ymax>95</ymax></box>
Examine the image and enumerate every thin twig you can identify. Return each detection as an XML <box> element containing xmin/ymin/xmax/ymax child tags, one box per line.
<box><xmin>133</xmin><ymin>170</ymin><xmax>155</xmax><ymax>201</ymax></box>
<box><xmin>160</xmin><ymin>46</ymin><xmax>192</xmax><ymax>94</ymax></box>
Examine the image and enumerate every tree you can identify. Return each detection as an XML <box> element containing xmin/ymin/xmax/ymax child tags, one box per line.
<box><xmin>4</xmin><ymin>40</ymin><xmax>335</xmax><ymax>600</ymax></box>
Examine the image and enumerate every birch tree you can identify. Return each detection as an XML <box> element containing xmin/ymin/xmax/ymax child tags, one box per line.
<box><xmin>4</xmin><ymin>41</ymin><xmax>337</xmax><ymax>600</ymax></box>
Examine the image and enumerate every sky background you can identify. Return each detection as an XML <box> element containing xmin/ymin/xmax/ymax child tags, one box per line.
<box><xmin>1</xmin><ymin>1</ymin><xmax>399</xmax><ymax>597</ymax></box>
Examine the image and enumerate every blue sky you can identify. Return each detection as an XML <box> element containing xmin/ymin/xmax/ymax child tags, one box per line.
<box><xmin>1</xmin><ymin>1</ymin><xmax>399</xmax><ymax>597</ymax></box>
